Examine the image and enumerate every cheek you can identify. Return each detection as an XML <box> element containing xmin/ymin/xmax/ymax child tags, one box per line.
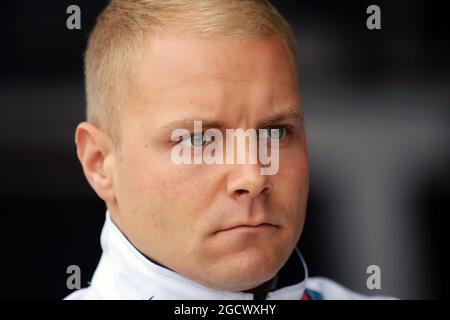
<box><xmin>273</xmin><ymin>147</ymin><xmax>309</xmax><ymax>225</ymax></box>
<box><xmin>117</xmin><ymin>152</ymin><xmax>202</xmax><ymax>247</ymax></box>
<box><xmin>120</xmin><ymin>148</ymin><xmax>211</xmax><ymax>226</ymax></box>
<box><xmin>151</xmin><ymin>164</ymin><xmax>208</xmax><ymax>205</ymax></box>
<box><xmin>278</xmin><ymin>147</ymin><xmax>309</xmax><ymax>194</ymax></box>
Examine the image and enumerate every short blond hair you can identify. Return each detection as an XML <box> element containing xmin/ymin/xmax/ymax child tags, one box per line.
<box><xmin>85</xmin><ymin>0</ymin><xmax>298</xmax><ymax>145</ymax></box>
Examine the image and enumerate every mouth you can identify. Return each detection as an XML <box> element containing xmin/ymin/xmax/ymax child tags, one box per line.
<box><xmin>215</xmin><ymin>223</ymin><xmax>278</xmax><ymax>234</ymax></box>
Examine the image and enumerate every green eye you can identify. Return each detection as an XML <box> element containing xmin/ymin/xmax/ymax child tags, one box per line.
<box><xmin>267</xmin><ymin>127</ymin><xmax>287</xmax><ymax>139</ymax></box>
<box><xmin>179</xmin><ymin>132</ymin><xmax>212</xmax><ymax>147</ymax></box>
<box><xmin>190</xmin><ymin>133</ymin><xmax>206</xmax><ymax>147</ymax></box>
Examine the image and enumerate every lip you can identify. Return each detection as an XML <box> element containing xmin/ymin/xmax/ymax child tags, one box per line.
<box><xmin>215</xmin><ymin>222</ymin><xmax>278</xmax><ymax>234</ymax></box>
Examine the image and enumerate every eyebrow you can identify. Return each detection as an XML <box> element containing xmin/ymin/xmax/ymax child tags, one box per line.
<box><xmin>257</xmin><ymin>108</ymin><xmax>303</xmax><ymax>128</ymax></box>
<box><xmin>156</xmin><ymin>119</ymin><xmax>224</xmax><ymax>137</ymax></box>
<box><xmin>154</xmin><ymin>107</ymin><xmax>303</xmax><ymax>140</ymax></box>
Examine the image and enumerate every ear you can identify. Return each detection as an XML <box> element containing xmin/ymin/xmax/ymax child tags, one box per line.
<box><xmin>75</xmin><ymin>122</ymin><xmax>117</xmax><ymax>204</ymax></box>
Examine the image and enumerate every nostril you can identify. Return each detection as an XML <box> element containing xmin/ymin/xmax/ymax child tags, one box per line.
<box><xmin>234</xmin><ymin>186</ymin><xmax>270</xmax><ymax>197</ymax></box>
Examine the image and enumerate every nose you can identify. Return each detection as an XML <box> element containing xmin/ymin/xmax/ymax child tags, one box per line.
<box><xmin>226</xmin><ymin>163</ymin><xmax>272</xmax><ymax>200</ymax></box>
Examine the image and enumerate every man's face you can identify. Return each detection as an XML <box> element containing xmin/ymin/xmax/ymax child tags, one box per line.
<box><xmin>111</xmin><ymin>34</ymin><xmax>309</xmax><ymax>292</ymax></box>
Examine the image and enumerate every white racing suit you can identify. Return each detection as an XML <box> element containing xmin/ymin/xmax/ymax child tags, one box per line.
<box><xmin>65</xmin><ymin>213</ymin><xmax>393</xmax><ymax>300</ymax></box>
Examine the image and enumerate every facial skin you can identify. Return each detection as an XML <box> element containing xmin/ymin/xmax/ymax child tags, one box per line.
<box><xmin>75</xmin><ymin>34</ymin><xmax>309</xmax><ymax>292</ymax></box>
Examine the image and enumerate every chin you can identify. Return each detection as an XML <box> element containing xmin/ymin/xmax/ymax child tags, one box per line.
<box><xmin>201</xmin><ymin>244</ymin><xmax>290</xmax><ymax>292</ymax></box>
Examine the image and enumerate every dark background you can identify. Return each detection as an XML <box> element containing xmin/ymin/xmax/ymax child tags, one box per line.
<box><xmin>0</xmin><ymin>0</ymin><xmax>448</xmax><ymax>299</ymax></box>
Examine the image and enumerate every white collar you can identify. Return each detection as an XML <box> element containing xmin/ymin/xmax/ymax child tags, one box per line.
<box><xmin>88</xmin><ymin>211</ymin><xmax>308</xmax><ymax>300</ymax></box>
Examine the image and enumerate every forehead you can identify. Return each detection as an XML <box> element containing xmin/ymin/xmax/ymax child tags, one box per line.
<box><xmin>129</xmin><ymin>34</ymin><xmax>299</xmax><ymax>121</ymax></box>
<box><xmin>139</xmin><ymin>34</ymin><xmax>295</xmax><ymax>88</ymax></box>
